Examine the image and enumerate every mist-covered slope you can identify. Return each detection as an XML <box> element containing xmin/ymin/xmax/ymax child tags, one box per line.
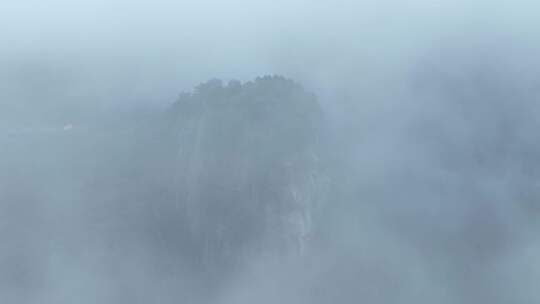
<box><xmin>3</xmin><ymin>66</ymin><xmax>540</xmax><ymax>304</ymax></box>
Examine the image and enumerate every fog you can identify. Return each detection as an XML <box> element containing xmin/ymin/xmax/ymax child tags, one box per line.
<box><xmin>2</xmin><ymin>0</ymin><xmax>540</xmax><ymax>303</ymax></box>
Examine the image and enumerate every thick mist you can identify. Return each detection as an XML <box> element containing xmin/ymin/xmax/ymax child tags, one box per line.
<box><xmin>2</xmin><ymin>0</ymin><xmax>540</xmax><ymax>303</ymax></box>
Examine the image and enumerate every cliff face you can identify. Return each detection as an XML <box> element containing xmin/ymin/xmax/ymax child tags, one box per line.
<box><xmin>167</xmin><ymin>76</ymin><xmax>325</xmax><ymax>266</ymax></box>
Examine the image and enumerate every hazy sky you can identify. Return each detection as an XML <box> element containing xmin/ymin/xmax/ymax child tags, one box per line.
<box><xmin>3</xmin><ymin>0</ymin><xmax>539</xmax><ymax>112</ymax></box>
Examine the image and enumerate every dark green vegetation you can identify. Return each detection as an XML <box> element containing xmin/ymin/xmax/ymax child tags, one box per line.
<box><xmin>163</xmin><ymin>75</ymin><xmax>327</xmax><ymax>276</ymax></box>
